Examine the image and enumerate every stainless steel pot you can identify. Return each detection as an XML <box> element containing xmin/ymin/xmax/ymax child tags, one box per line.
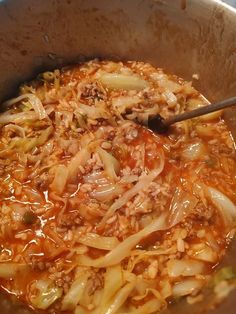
<box><xmin>0</xmin><ymin>0</ymin><xmax>236</xmax><ymax>313</ymax></box>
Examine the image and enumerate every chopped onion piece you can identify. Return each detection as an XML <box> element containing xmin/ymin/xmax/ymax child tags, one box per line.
<box><xmin>100</xmin><ymin>73</ymin><xmax>148</xmax><ymax>90</ymax></box>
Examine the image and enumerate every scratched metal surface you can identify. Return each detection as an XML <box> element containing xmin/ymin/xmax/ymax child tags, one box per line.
<box><xmin>223</xmin><ymin>0</ymin><xmax>236</xmax><ymax>6</ymax></box>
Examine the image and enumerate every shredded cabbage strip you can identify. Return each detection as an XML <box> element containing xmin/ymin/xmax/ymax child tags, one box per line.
<box><xmin>3</xmin><ymin>93</ymin><xmax>47</xmax><ymax>120</ymax></box>
<box><xmin>77</xmin><ymin>213</ymin><xmax>167</xmax><ymax>267</ymax></box>
<box><xmin>99</xmin><ymin>151</ymin><xmax>165</xmax><ymax>226</ymax></box>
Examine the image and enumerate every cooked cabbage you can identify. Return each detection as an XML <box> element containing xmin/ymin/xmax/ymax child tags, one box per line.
<box><xmin>205</xmin><ymin>186</ymin><xmax>236</xmax><ymax>226</ymax></box>
<box><xmin>99</xmin><ymin>73</ymin><xmax>148</xmax><ymax>90</ymax></box>
<box><xmin>97</xmin><ymin>147</ymin><xmax>120</xmax><ymax>182</ymax></box>
<box><xmin>67</xmin><ymin>148</ymin><xmax>91</xmax><ymax>182</ymax></box>
<box><xmin>0</xmin><ymin>59</ymin><xmax>234</xmax><ymax>314</ymax></box>
<box><xmin>50</xmin><ymin>164</ymin><xmax>69</xmax><ymax>194</ymax></box>
<box><xmin>61</xmin><ymin>272</ymin><xmax>90</xmax><ymax>311</ymax></box>
<box><xmin>0</xmin><ymin>263</ymin><xmax>29</xmax><ymax>278</ymax></box>
<box><xmin>30</xmin><ymin>280</ymin><xmax>63</xmax><ymax>310</ymax></box>
<box><xmin>167</xmin><ymin>259</ymin><xmax>205</xmax><ymax>277</ymax></box>
<box><xmin>77</xmin><ymin>213</ymin><xmax>167</xmax><ymax>267</ymax></box>
<box><xmin>10</xmin><ymin>126</ymin><xmax>53</xmax><ymax>152</ymax></box>
<box><xmin>172</xmin><ymin>279</ymin><xmax>204</xmax><ymax>297</ymax></box>
<box><xmin>168</xmin><ymin>187</ymin><xmax>198</xmax><ymax>226</ymax></box>
<box><xmin>99</xmin><ymin>151</ymin><xmax>164</xmax><ymax>225</ymax></box>
<box><xmin>4</xmin><ymin>93</ymin><xmax>47</xmax><ymax>120</ymax></box>
<box><xmin>77</xmin><ymin>233</ymin><xmax>120</xmax><ymax>250</ymax></box>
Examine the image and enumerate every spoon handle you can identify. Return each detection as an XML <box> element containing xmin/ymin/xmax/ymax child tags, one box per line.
<box><xmin>165</xmin><ymin>96</ymin><xmax>236</xmax><ymax>126</ymax></box>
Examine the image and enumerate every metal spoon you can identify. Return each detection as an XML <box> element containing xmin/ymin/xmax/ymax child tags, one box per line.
<box><xmin>147</xmin><ymin>96</ymin><xmax>236</xmax><ymax>134</ymax></box>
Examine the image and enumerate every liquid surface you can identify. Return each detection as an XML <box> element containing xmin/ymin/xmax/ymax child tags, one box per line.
<box><xmin>0</xmin><ymin>60</ymin><xmax>235</xmax><ymax>313</ymax></box>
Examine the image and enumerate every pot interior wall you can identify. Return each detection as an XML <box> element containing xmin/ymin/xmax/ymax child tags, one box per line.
<box><xmin>0</xmin><ymin>0</ymin><xmax>236</xmax><ymax>101</ymax></box>
<box><xmin>0</xmin><ymin>0</ymin><xmax>236</xmax><ymax>313</ymax></box>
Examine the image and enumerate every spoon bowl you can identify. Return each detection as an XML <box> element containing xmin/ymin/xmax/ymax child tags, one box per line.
<box><xmin>147</xmin><ymin>96</ymin><xmax>236</xmax><ymax>134</ymax></box>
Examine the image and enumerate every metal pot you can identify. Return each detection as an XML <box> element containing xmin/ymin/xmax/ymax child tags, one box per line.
<box><xmin>0</xmin><ymin>0</ymin><xmax>235</xmax><ymax>313</ymax></box>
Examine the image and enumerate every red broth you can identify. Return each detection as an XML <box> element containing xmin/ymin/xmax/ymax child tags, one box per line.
<box><xmin>0</xmin><ymin>60</ymin><xmax>235</xmax><ymax>313</ymax></box>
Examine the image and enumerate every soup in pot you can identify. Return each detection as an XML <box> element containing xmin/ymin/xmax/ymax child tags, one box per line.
<box><xmin>0</xmin><ymin>60</ymin><xmax>235</xmax><ymax>314</ymax></box>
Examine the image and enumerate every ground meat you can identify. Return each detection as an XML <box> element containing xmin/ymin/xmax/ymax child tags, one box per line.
<box><xmin>191</xmin><ymin>204</ymin><xmax>215</xmax><ymax>222</ymax></box>
<box><xmin>58</xmin><ymin>210</ymin><xmax>83</xmax><ymax>228</ymax></box>
<box><xmin>27</xmin><ymin>256</ymin><xmax>51</xmax><ymax>271</ymax></box>
<box><xmin>34</xmin><ymin>172</ymin><xmax>50</xmax><ymax>191</ymax></box>
<box><xmin>81</xmin><ymin>82</ymin><xmax>106</xmax><ymax>101</ymax></box>
<box><xmin>86</xmin><ymin>272</ymin><xmax>104</xmax><ymax>296</ymax></box>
